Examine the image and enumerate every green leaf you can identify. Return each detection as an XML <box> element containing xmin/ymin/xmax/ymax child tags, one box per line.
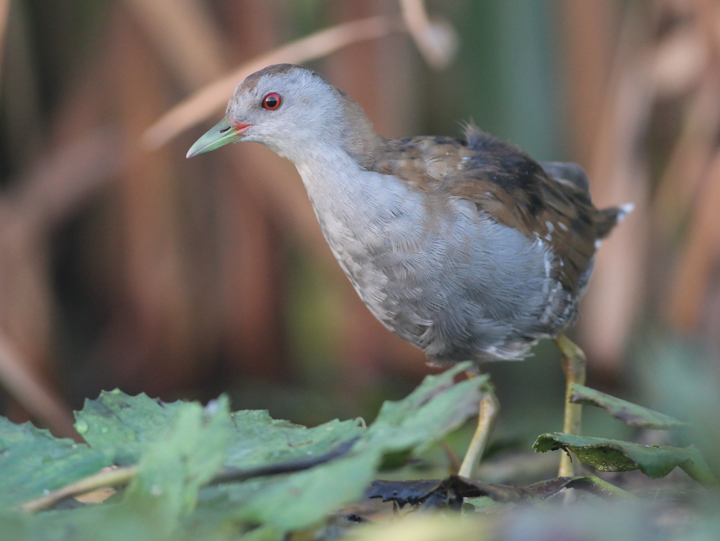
<box><xmin>533</xmin><ymin>432</ymin><xmax>718</xmax><ymax>485</ymax></box>
<box><xmin>226</xmin><ymin>450</ymin><xmax>380</xmax><ymax>531</ymax></box>
<box><xmin>0</xmin><ymin>366</ymin><xmax>486</xmax><ymax>539</ymax></box>
<box><xmin>525</xmin><ymin>476</ymin><xmax>632</xmax><ymax>500</ymax></box>
<box><xmin>211</xmin><ymin>363</ymin><xmax>486</xmax><ymax>532</ymax></box>
<box><xmin>75</xmin><ymin>390</ymin><xmax>185</xmax><ymax>464</ymax></box>
<box><xmin>364</xmin><ymin>362</ymin><xmax>487</xmax><ymax>453</ymax></box>
<box><xmin>0</xmin><ymin>417</ymin><xmax>114</xmax><ymax>509</ymax></box>
<box><xmin>569</xmin><ymin>384</ymin><xmax>685</xmax><ymax>430</ymax></box>
<box><xmin>224</xmin><ymin>410</ymin><xmax>365</xmax><ymax>469</ymax></box>
<box><xmin>124</xmin><ymin>397</ymin><xmax>230</xmax><ymax>515</ymax></box>
<box><xmin>107</xmin><ymin>398</ymin><xmax>230</xmax><ymax>538</ymax></box>
<box><xmin>1</xmin><ymin>398</ymin><xmax>232</xmax><ymax>541</ymax></box>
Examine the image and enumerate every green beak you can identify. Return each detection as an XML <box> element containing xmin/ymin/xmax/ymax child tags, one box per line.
<box><xmin>186</xmin><ymin>117</ymin><xmax>251</xmax><ymax>158</ymax></box>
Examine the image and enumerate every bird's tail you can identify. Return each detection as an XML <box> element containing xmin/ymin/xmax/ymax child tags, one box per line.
<box><xmin>596</xmin><ymin>203</ymin><xmax>634</xmax><ymax>239</ymax></box>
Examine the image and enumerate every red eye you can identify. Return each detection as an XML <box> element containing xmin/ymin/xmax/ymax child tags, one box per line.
<box><xmin>262</xmin><ymin>93</ymin><xmax>281</xmax><ymax>110</ymax></box>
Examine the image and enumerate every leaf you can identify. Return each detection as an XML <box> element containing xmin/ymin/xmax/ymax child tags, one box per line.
<box><xmin>368</xmin><ymin>475</ymin><xmax>530</xmax><ymax>510</ymax></box>
<box><xmin>80</xmin><ymin>390</ymin><xmax>366</xmax><ymax>473</ymax></box>
<box><xmin>0</xmin><ymin>417</ymin><xmax>114</xmax><ymax>509</ymax></box>
<box><xmin>228</xmin><ymin>451</ymin><xmax>380</xmax><ymax>530</ymax></box>
<box><xmin>569</xmin><ymin>384</ymin><xmax>686</xmax><ymax>430</ymax></box>
<box><xmin>74</xmin><ymin>390</ymin><xmax>185</xmax><ymax>464</ymax></box>
<box><xmin>1</xmin><ymin>398</ymin><xmax>232</xmax><ymax>541</ymax></box>
<box><xmin>73</xmin><ymin>398</ymin><xmax>230</xmax><ymax>539</ymax></box>
<box><xmin>525</xmin><ymin>476</ymin><xmax>632</xmax><ymax>500</ymax></box>
<box><xmin>364</xmin><ymin>362</ymin><xmax>487</xmax><ymax>453</ymax></box>
<box><xmin>367</xmin><ymin>474</ymin><xmax>633</xmax><ymax>511</ymax></box>
<box><xmin>367</xmin><ymin>479</ymin><xmax>444</xmax><ymax>507</ymax></box>
<box><xmin>124</xmin><ymin>398</ymin><xmax>230</xmax><ymax>516</ymax></box>
<box><xmin>533</xmin><ymin>433</ymin><xmax>718</xmax><ymax>485</ymax></box>
<box><xmin>224</xmin><ymin>410</ymin><xmax>365</xmax><ymax>469</ymax></box>
<box><xmin>211</xmin><ymin>363</ymin><xmax>486</xmax><ymax>531</ymax></box>
<box><xmin>0</xmin><ymin>365</ymin><xmax>486</xmax><ymax>539</ymax></box>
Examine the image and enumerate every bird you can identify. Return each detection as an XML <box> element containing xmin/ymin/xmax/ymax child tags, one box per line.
<box><xmin>187</xmin><ymin>63</ymin><xmax>632</xmax><ymax>479</ymax></box>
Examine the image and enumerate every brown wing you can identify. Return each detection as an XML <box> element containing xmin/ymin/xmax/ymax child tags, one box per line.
<box><xmin>369</xmin><ymin>126</ymin><xmax>623</xmax><ymax>294</ymax></box>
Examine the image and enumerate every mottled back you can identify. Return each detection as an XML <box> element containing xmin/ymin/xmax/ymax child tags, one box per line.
<box><xmin>367</xmin><ymin>125</ymin><xmax>625</xmax><ymax>296</ymax></box>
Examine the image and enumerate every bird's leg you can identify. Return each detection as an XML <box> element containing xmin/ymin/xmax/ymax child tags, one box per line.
<box><xmin>555</xmin><ymin>332</ymin><xmax>587</xmax><ymax>477</ymax></box>
<box><xmin>458</xmin><ymin>372</ymin><xmax>499</xmax><ymax>479</ymax></box>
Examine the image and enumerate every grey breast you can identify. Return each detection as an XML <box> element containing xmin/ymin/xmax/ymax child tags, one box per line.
<box><xmin>345</xmin><ymin>185</ymin><xmax>560</xmax><ymax>364</ymax></box>
<box><xmin>300</xmin><ymin>153</ymin><xmax>571</xmax><ymax>365</ymax></box>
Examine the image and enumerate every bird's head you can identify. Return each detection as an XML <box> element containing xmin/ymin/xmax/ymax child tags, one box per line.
<box><xmin>187</xmin><ymin>64</ymin><xmax>381</xmax><ymax>164</ymax></box>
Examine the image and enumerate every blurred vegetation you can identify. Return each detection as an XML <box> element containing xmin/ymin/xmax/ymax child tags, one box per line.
<box><xmin>0</xmin><ymin>0</ymin><xmax>718</xmax><ymax>514</ymax></box>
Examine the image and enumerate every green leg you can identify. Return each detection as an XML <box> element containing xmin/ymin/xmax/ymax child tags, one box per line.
<box><xmin>458</xmin><ymin>375</ymin><xmax>499</xmax><ymax>479</ymax></box>
<box><xmin>555</xmin><ymin>333</ymin><xmax>587</xmax><ymax>477</ymax></box>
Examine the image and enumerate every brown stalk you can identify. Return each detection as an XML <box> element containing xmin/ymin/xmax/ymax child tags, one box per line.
<box><xmin>109</xmin><ymin>12</ymin><xmax>200</xmax><ymax>392</ymax></box>
<box><xmin>217</xmin><ymin>153</ymin><xmax>287</xmax><ymax>380</ymax></box>
<box><xmin>0</xmin><ymin>330</ymin><xmax>78</xmax><ymax>440</ymax></box>
<box><xmin>398</xmin><ymin>0</ymin><xmax>458</xmax><ymax>70</ymax></box>
<box><xmin>668</xmin><ymin>151</ymin><xmax>720</xmax><ymax>330</ymax></box>
<box><xmin>650</xmin><ymin>18</ymin><xmax>708</xmax><ymax>98</ymax></box>
<box><xmin>559</xmin><ymin>0</ymin><xmax>617</xmax><ymax>166</ymax></box>
<box><xmin>123</xmin><ymin>0</ymin><xmax>225</xmax><ymax>90</ymax></box>
<box><xmin>652</xmin><ymin>68</ymin><xmax>720</xmax><ymax>238</ymax></box>
<box><xmin>652</xmin><ymin>5</ymin><xmax>720</xmax><ymax>237</ymax></box>
<box><xmin>577</xmin><ymin>3</ymin><xmax>653</xmax><ymax>373</ymax></box>
<box><xmin>0</xmin><ymin>128</ymin><xmax>123</xmax><ymax>439</ymax></box>
<box><xmin>0</xmin><ymin>5</ymin><xmax>122</xmax><ymax>433</ymax></box>
<box><xmin>142</xmin><ymin>14</ymin><xmax>405</xmax><ymax>149</ymax></box>
<box><xmin>7</xmin><ymin>128</ymin><xmax>124</xmax><ymax>232</ymax></box>
<box><xmin>0</xmin><ymin>0</ymin><xmax>9</xmax><ymax>92</ymax></box>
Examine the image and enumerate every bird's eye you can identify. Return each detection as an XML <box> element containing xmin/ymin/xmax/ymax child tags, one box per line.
<box><xmin>262</xmin><ymin>93</ymin><xmax>281</xmax><ymax>110</ymax></box>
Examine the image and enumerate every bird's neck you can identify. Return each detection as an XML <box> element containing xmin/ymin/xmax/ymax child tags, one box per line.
<box><xmin>333</xmin><ymin>100</ymin><xmax>386</xmax><ymax>169</ymax></box>
<box><xmin>293</xmin><ymin>142</ymin><xmax>403</xmax><ymax>243</ymax></box>
<box><xmin>295</xmin><ymin>145</ymin><xmax>375</xmax><ymax>206</ymax></box>
<box><xmin>282</xmin><ymin>106</ymin><xmax>388</xmax><ymax>192</ymax></box>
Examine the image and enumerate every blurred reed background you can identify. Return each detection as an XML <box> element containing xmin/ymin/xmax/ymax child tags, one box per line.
<box><xmin>0</xmin><ymin>0</ymin><xmax>718</xmax><ymax>457</ymax></box>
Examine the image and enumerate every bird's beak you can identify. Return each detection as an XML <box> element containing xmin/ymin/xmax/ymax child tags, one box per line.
<box><xmin>186</xmin><ymin>117</ymin><xmax>252</xmax><ymax>158</ymax></box>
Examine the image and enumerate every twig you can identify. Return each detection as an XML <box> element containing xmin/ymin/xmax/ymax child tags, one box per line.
<box><xmin>0</xmin><ymin>330</ymin><xmax>79</xmax><ymax>440</ymax></box>
<box><xmin>123</xmin><ymin>0</ymin><xmax>225</xmax><ymax>90</ymax></box>
<box><xmin>0</xmin><ymin>129</ymin><xmax>123</xmax><ymax>440</ymax></box>
<box><xmin>208</xmin><ymin>436</ymin><xmax>360</xmax><ymax>485</ymax></box>
<box><xmin>7</xmin><ymin>127</ymin><xmax>124</xmax><ymax>232</ymax></box>
<box><xmin>569</xmin><ymin>475</ymin><xmax>634</xmax><ymax>499</ymax></box>
<box><xmin>142</xmin><ymin>15</ymin><xmax>405</xmax><ymax>149</ymax></box>
<box><xmin>18</xmin><ymin>466</ymin><xmax>138</xmax><ymax>513</ymax></box>
<box><xmin>398</xmin><ymin>0</ymin><xmax>458</xmax><ymax>70</ymax></box>
<box><xmin>0</xmin><ymin>0</ymin><xmax>9</xmax><ymax>94</ymax></box>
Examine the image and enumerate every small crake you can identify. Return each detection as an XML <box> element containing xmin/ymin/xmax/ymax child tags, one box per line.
<box><xmin>188</xmin><ymin>64</ymin><xmax>631</xmax><ymax>479</ymax></box>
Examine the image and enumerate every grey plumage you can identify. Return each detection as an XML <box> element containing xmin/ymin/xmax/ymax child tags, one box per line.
<box><xmin>196</xmin><ymin>64</ymin><xmax>630</xmax><ymax>364</ymax></box>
